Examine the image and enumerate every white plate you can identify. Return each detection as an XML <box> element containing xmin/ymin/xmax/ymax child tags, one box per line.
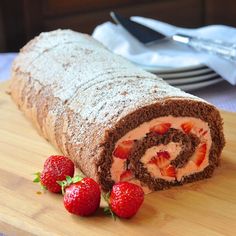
<box><xmin>175</xmin><ymin>77</ymin><xmax>224</xmax><ymax>91</ymax></box>
<box><xmin>137</xmin><ymin>63</ymin><xmax>206</xmax><ymax>73</ymax></box>
<box><xmin>157</xmin><ymin>68</ymin><xmax>213</xmax><ymax>79</ymax></box>
<box><xmin>166</xmin><ymin>72</ymin><xmax>219</xmax><ymax>85</ymax></box>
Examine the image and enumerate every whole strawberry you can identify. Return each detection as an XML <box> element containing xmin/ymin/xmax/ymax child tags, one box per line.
<box><xmin>34</xmin><ymin>155</ymin><xmax>74</xmax><ymax>193</ymax></box>
<box><xmin>105</xmin><ymin>182</ymin><xmax>144</xmax><ymax>219</ymax></box>
<box><xmin>62</xmin><ymin>177</ymin><xmax>101</xmax><ymax>216</ymax></box>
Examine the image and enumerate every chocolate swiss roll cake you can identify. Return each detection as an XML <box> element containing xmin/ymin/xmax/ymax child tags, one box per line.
<box><xmin>9</xmin><ymin>30</ymin><xmax>225</xmax><ymax>192</ymax></box>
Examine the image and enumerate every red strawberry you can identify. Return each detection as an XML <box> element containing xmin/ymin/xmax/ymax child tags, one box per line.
<box><xmin>194</xmin><ymin>143</ymin><xmax>207</xmax><ymax>166</ymax></box>
<box><xmin>34</xmin><ymin>155</ymin><xmax>74</xmax><ymax>193</ymax></box>
<box><xmin>181</xmin><ymin>122</ymin><xmax>194</xmax><ymax>134</ymax></box>
<box><xmin>150</xmin><ymin>123</ymin><xmax>171</xmax><ymax>135</ymax></box>
<box><xmin>148</xmin><ymin>157</ymin><xmax>157</xmax><ymax>165</ymax></box>
<box><xmin>160</xmin><ymin>165</ymin><xmax>176</xmax><ymax>178</ymax></box>
<box><xmin>62</xmin><ymin>177</ymin><xmax>101</xmax><ymax>216</ymax></box>
<box><xmin>148</xmin><ymin>151</ymin><xmax>170</xmax><ymax>168</ymax></box>
<box><xmin>113</xmin><ymin>140</ymin><xmax>134</xmax><ymax>159</ymax></box>
<box><xmin>120</xmin><ymin>170</ymin><xmax>133</xmax><ymax>182</ymax></box>
<box><xmin>105</xmin><ymin>182</ymin><xmax>144</xmax><ymax>219</ymax></box>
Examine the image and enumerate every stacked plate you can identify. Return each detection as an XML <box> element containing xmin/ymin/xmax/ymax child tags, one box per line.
<box><xmin>139</xmin><ymin>64</ymin><xmax>223</xmax><ymax>91</ymax></box>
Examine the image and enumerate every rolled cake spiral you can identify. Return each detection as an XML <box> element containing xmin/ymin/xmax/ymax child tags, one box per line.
<box><xmin>9</xmin><ymin>30</ymin><xmax>225</xmax><ymax>192</ymax></box>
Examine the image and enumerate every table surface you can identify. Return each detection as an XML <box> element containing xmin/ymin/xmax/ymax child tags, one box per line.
<box><xmin>1</xmin><ymin>80</ymin><xmax>236</xmax><ymax>236</ymax></box>
<box><xmin>1</xmin><ymin>53</ymin><xmax>236</xmax><ymax>112</ymax></box>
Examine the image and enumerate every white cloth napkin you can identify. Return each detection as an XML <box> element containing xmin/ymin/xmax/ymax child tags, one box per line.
<box><xmin>0</xmin><ymin>53</ymin><xmax>17</xmax><ymax>81</ymax></box>
<box><xmin>92</xmin><ymin>17</ymin><xmax>236</xmax><ymax>85</ymax></box>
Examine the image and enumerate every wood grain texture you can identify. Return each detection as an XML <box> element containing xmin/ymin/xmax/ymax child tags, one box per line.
<box><xmin>0</xmin><ymin>81</ymin><xmax>236</xmax><ymax>236</ymax></box>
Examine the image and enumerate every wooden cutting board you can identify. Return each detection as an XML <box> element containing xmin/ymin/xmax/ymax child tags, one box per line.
<box><xmin>0</xmin><ymin>81</ymin><xmax>236</xmax><ymax>236</ymax></box>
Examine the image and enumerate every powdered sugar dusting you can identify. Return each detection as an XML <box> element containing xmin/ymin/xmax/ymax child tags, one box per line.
<box><xmin>13</xmin><ymin>30</ymin><xmax>207</xmax><ymax>128</ymax></box>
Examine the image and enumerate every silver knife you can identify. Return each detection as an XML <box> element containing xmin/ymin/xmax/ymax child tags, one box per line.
<box><xmin>110</xmin><ymin>12</ymin><xmax>236</xmax><ymax>62</ymax></box>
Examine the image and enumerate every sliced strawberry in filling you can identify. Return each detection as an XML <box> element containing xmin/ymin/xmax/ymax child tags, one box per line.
<box><xmin>113</xmin><ymin>140</ymin><xmax>134</xmax><ymax>159</ymax></box>
<box><xmin>194</xmin><ymin>143</ymin><xmax>207</xmax><ymax>166</ymax></box>
<box><xmin>160</xmin><ymin>165</ymin><xmax>176</xmax><ymax>178</ymax></box>
<box><xmin>181</xmin><ymin>121</ymin><xmax>194</xmax><ymax>134</ymax></box>
<box><xmin>148</xmin><ymin>151</ymin><xmax>170</xmax><ymax>168</ymax></box>
<box><xmin>150</xmin><ymin>123</ymin><xmax>171</xmax><ymax>135</ymax></box>
<box><xmin>120</xmin><ymin>170</ymin><xmax>134</xmax><ymax>182</ymax></box>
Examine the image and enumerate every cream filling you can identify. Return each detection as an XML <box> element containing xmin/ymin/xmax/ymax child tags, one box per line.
<box><xmin>111</xmin><ymin>116</ymin><xmax>212</xmax><ymax>191</ymax></box>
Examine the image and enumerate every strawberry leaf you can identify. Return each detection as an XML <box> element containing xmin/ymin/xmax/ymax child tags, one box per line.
<box><xmin>66</xmin><ymin>176</ymin><xmax>73</xmax><ymax>184</ymax></box>
<box><xmin>57</xmin><ymin>180</ymin><xmax>67</xmax><ymax>195</ymax></box>
<box><xmin>40</xmin><ymin>185</ymin><xmax>47</xmax><ymax>191</ymax></box>
<box><xmin>57</xmin><ymin>180</ymin><xmax>65</xmax><ymax>187</ymax></box>
<box><xmin>33</xmin><ymin>172</ymin><xmax>47</xmax><ymax>191</ymax></box>
<box><xmin>33</xmin><ymin>172</ymin><xmax>41</xmax><ymax>183</ymax></box>
<box><xmin>104</xmin><ymin>206</ymin><xmax>116</xmax><ymax>220</ymax></box>
<box><xmin>57</xmin><ymin>175</ymin><xmax>82</xmax><ymax>195</ymax></box>
<box><xmin>110</xmin><ymin>211</ymin><xmax>116</xmax><ymax>221</ymax></box>
<box><xmin>102</xmin><ymin>191</ymin><xmax>110</xmax><ymax>203</ymax></box>
<box><xmin>102</xmin><ymin>192</ymin><xmax>116</xmax><ymax>220</ymax></box>
<box><xmin>33</xmin><ymin>176</ymin><xmax>40</xmax><ymax>183</ymax></box>
<box><xmin>104</xmin><ymin>206</ymin><xmax>110</xmax><ymax>215</ymax></box>
<box><xmin>72</xmin><ymin>175</ymin><xmax>82</xmax><ymax>183</ymax></box>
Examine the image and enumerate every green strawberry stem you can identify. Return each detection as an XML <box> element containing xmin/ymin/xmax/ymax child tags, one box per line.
<box><xmin>33</xmin><ymin>172</ymin><xmax>41</xmax><ymax>183</ymax></box>
<box><xmin>57</xmin><ymin>175</ymin><xmax>83</xmax><ymax>195</ymax></box>
<box><xmin>102</xmin><ymin>192</ymin><xmax>116</xmax><ymax>220</ymax></box>
<box><xmin>104</xmin><ymin>206</ymin><xmax>116</xmax><ymax>220</ymax></box>
<box><xmin>33</xmin><ymin>172</ymin><xmax>47</xmax><ymax>190</ymax></box>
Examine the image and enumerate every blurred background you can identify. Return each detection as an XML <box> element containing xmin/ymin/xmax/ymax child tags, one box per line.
<box><xmin>0</xmin><ymin>0</ymin><xmax>236</xmax><ymax>52</ymax></box>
